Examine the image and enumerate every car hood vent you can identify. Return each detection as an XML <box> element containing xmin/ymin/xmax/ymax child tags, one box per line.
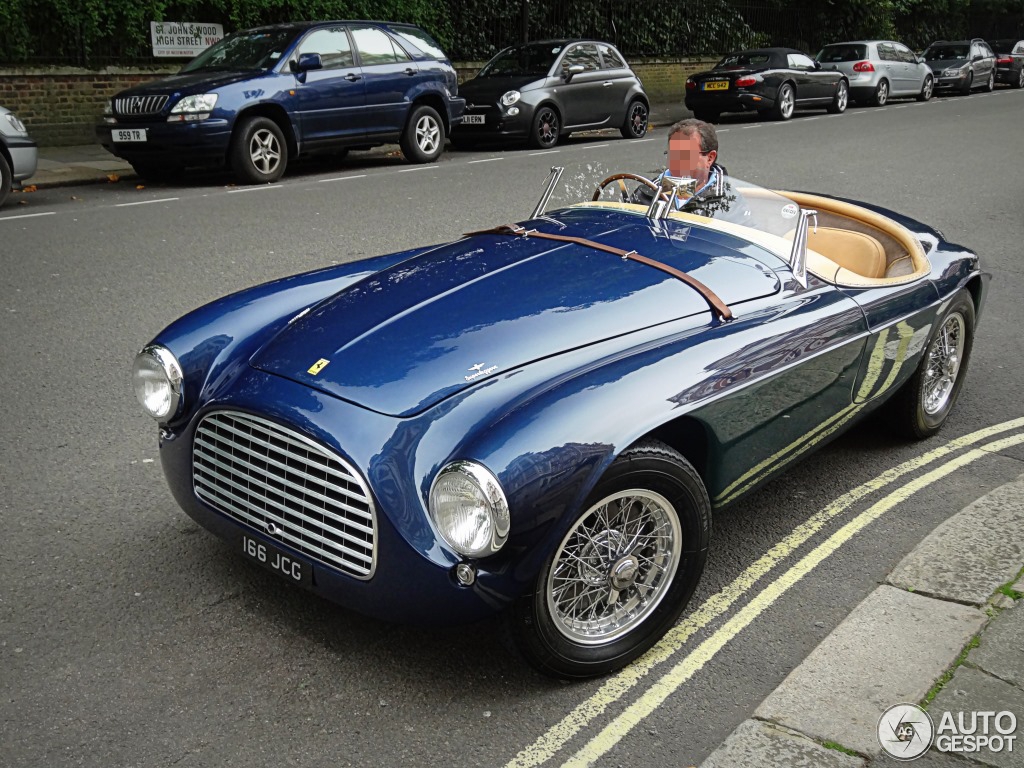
<box><xmin>250</xmin><ymin>211</ymin><xmax>781</xmax><ymax>417</ymax></box>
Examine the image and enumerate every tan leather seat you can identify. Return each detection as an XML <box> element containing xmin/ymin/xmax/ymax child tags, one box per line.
<box><xmin>806</xmin><ymin>226</ymin><xmax>887</xmax><ymax>279</ymax></box>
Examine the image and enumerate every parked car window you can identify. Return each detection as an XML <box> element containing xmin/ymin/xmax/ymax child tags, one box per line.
<box><xmin>562</xmin><ymin>44</ymin><xmax>601</xmax><ymax>73</ymax></box>
<box><xmin>716</xmin><ymin>52</ymin><xmax>772</xmax><ymax>68</ymax></box>
<box><xmin>597</xmin><ymin>43</ymin><xmax>626</xmax><ymax>69</ymax></box>
<box><xmin>181</xmin><ymin>28</ymin><xmax>297</xmax><ymax>72</ymax></box>
<box><xmin>877</xmin><ymin>43</ymin><xmax>898</xmax><ymax>61</ymax></box>
<box><xmin>351</xmin><ymin>25</ymin><xmax>408</xmax><ymax>66</ymax></box>
<box><xmin>925</xmin><ymin>44</ymin><xmax>969</xmax><ymax>61</ymax></box>
<box><xmin>893</xmin><ymin>43</ymin><xmax>917</xmax><ymax>63</ymax></box>
<box><xmin>1016</xmin><ymin>42</ymin><xmax>1024</xmax><ymax>54</ymax></box>
<box><xmin>388</xmin><ymin>24</ymin><xmax>445</xmax><ymax>59</ymax></box>
<box><xmin>478</xmin><ymin>42</ymin><xmax>563</xmax><ymax>77</ymax></box>
<box><xmin>787</xmin><ymin>53</ymin><xmax>816</xmax><ymax>69</ymax></box>
<box><xmin>816</xmin><ymin>43</ymin><xmax>867</xmax><ymax>62</ymax></box>
<box><xmin>295</xmin><ymin>28</ymin><xmax>353</xmax><ymax>69</ymax></box>
<box><xmin>980</xmin><ymin>42</ymin><xmax>994</xmax><ymax>58</ymax></box>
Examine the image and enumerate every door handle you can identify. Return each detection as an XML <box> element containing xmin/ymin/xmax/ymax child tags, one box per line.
<box><xmin>344</xmin><ymin>73</ymin><xmax>362</xmax><ymax>82</ymax></box>
<box><xmin>403</xmin><ymin>67</ymin><xmax>417</xmax><ymax>76</ymax></box>
<box><xmin>603</xmin><ymin>81</ymin><xmax>613</xmax><ymax>86</ymax></box>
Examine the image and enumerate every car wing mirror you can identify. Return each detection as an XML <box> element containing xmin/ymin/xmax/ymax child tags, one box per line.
<box><xmin>813</xmin><ymin>60</ymin><xmax>822</xmax><ymax>70</ymax></box>
<box><xmin>294</xmin><ymin>52</ymin><xmax>323</xmax><ymax>73</ymax></box>
<box><xmin>531</xmin><ymin>166</ymin><xmax>565</xmax><ymax>218</ymax></box>
<box><xmin>564</xmin><ymin>64</ymin><xmax>585</xmax><ymax>82</ymax></box>
<box><xmin>789</xmin><ymin>208</ymin><xmax>818</xmax><ymax>289</ymax></box>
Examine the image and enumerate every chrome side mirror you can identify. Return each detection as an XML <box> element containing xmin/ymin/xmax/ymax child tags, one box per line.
<box><xmin>531</xmin><ymin>166</ymin><xmax>564</xmax><ymax>219</ymax></box>
<box><xmin>789</xmin><ymin>208</ymin><xmax>818</xmax><ymax>288</ymax></box>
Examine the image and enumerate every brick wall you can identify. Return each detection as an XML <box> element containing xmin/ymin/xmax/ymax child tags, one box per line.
<box><xmin>1</xmin><ymin>57</ymin><xmax>716</xmax><ymax>147</ymax></box>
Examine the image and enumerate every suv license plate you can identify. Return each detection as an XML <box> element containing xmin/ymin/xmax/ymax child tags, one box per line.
<box><xmin>112</xmin><ymin>128</ymin><xmax>147</xmax><ymax>142</ymax></box>
<box><xmin>463</xmin><ymin>114</ymin><xmax>485</xmax><ymax>125</ymax></box>
<box><xmin>241</xmin><ymin>533</ymin><xmax>311</xmax><ymax>586</ymax></box>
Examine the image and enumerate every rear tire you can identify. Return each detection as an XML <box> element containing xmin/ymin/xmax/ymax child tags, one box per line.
<box><xmin>892</xmin><ymin>290</ymin><xmax>975</xmax><ymax>439</ymax></box>
<box><xmin>773</xmin><ymin>83</ymin><xmax>795</xmax><ymax>119</ymax></box>
<box><xmin>230</xmin><ymin>116</ymin><xmax>288</xmax><ymax>184</ymax></box>
<box><xmin>871</xmin><ymin>78</ymin><xmax>889</xmax><ymax>106</ymax></box>
<box><xmin>985</xmin><ymin>71</ymin><xmax>995</xmax><ymax>91</ymax></box>
<box><xmin>507</xmin><ymin>440</ymin><xmax>711</xmax><ymax>679</ymax></box>
<box><xmin>0</xmin><ymin>154</ymin><xmax>12</xmax><ymax>208</ymax></box>
<box><xmin>400</xmin><ymin>104</ymin><xmax>445</xmax><ymax>163</ymax></box>
<box><xmin>917</xmin><ymin>75</ymin><xmax>934</xmax><ymax>101</ymax></box>
<box><xmin>1015</xmin><ymin>68</ymin><xmax>1024</xmax><ymax>89</ymax></box>
<box><xmin>620</xmin><ymin>99</ymin><xmax>649</xmax><ymax>139</ymax></box>
<box><xmin>826</xmin><ymin>80</ymin><xmax>848</xmax><ymax>113</ymax></box>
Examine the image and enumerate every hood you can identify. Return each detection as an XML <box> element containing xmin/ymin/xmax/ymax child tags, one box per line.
<box><xmin>115</xmin><ymin>69</ymin><xmax>262</xmax><ymax>97</ymax></box>
<box><xmin>251</xmin><ymin>213</ymin><xmax>782</xmax><ymax>417</ymax></box>
<box><xmin>460</xmin><ymin>75</ymin><xmax>544</xmax><ymax>103</ymax></box>
<box><xmin>926</xmin><ymin>58</ymin><xmax>969</xmax><ymax>71</ymax></box>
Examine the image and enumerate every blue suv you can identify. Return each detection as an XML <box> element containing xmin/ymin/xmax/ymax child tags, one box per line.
<box><xmin>97</xmin><ymin>21</ymin><xmax>464</xmax><ymax>183</ymax></box>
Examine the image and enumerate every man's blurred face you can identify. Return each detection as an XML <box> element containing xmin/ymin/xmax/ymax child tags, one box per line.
<box><xmin>667</xmin><ymin>131</ymin><xmax>716</xmax><ymax>185</ymax></box>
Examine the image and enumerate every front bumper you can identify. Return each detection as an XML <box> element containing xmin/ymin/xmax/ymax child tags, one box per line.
<box><xmin>4</xmin><ymin>136</ymin><xmax>38</xmax><ymax>181</ymax></box>
<box><xmin>933</xmin><ymin>72</ymin><xmax>971</xmax><ymax>91</ymax></box>
<box><xmin>450</xmin><ymin>104</ymin><xmax>531</xmax><ymax>141</ymax></box>
<box><xmin>96</xmin><ymin>118</ymin><xmax>233</xmax><ymax>166</ymax></box>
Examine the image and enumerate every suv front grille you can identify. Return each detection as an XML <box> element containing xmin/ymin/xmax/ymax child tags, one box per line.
<box><xmin>193</xmin><ymin>411</ymin><xmax>376</xmax><ymax>579</ymax></box>
<box><xmin>114</xmin><ymin>95</ymin><xmax>169</xmax><ymax>116</ymax></box>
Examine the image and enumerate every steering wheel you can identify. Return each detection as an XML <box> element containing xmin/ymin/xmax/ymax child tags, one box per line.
<box><xmin>592</xmin><ymin>172</ymin><xmax>665</xmax><ymax>203</ymax></box>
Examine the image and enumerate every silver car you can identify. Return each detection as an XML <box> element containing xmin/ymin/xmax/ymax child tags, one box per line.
<box><xmin>816</xmin><ymin>40</ymin><xmax>934</xmax><ymax>105</ymax></box>
<box><xmin>0</xmin><ymin>105</ymin><xmax>38</xmax><ymax>208</ymax></box>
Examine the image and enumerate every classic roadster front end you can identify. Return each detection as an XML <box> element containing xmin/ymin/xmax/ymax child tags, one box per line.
<box><xmin>134</xmin><ymin>170</ymin><xmax>986</xmax><ymax>678</ymax></box>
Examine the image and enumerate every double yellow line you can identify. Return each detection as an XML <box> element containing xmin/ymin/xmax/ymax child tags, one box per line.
<box><xmin>507</xmin><ymin>416</ymin><xmax>1024</xmax><ymax>768</ymax></box>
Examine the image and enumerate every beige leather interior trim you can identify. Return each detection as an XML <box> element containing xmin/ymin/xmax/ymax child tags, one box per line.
<box><xmin>806</xmin><ymin>227</ymin><xmax>887</xmax><ymax>279</ymax></box>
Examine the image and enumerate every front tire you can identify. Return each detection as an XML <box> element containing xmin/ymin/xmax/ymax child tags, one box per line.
<box><xmin>508</xmin><ymin>440</ymin><xmax>711</xmax><ymax>679</ymax></box>
<box><xmin>230</xmin><ymin>116</ymin><xmax>288</xmax><ymax>184</ymax></box>
<box><xmin>400</xmin><ymin>104</ymin><xmax>445</xmax><ymax>163</ymax></box>
<box><xmin>985</xmin><ymin>71</ymin><xmax>995</xmax><ymax>92</ymax></box>
<box><xmin>0</xmin><ymin>153</ymin><xmax>12</xmax><ymax>208</ymax></box>
<box><xmin>826</xmin><ymin>80</ymin><xmax>849</xmax><ymax>113</ymax></box>
<box><xmin>530</xmin><ymin>105</ymin><xmax>560</xmax><ymax>149</ymax></box>
<box><xmin>773</xmin><ymin>83</ymin><xmax>795</xmax><ymax>120</ymax></box>
<box><xmin>871</xmin><ymin>78</ymin><xmax>889</xmax><ymax>106</ymax></box>
<box><xmin>917</xmin><ymin>75</ymin><xmax>934</xmax><ymax>101</ymax></box>
<box><xmin>892</xmin><ymin>290</ymin><xmax>975</xmax><ymax>439</ymax></box>
<box><xmin>620</xmin><ymin>99</ymin><xmax>649</xmax><ymax>139</ymax></box>
<box><xmin>960</xmin><ymin>72</ymin><xmax>973</xmax><ymax>95</ymax></box>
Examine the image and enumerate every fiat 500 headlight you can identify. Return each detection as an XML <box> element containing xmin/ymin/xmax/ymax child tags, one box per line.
<box><xmin>501</xmin><ymin>90</ymin><xmax>521</xmax><ymax>107</ymax></box>
<box><xmin>429</xmin><ymin>461</ymin><xmax>510</xmax><ymax>557</ymax></box>
<box><xmin>132</xmin><ymin>344</ymin><xmax>183</xmax><ymax>421</ymax></box>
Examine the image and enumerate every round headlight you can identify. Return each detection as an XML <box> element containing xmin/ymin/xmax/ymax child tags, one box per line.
<box><xmin>429</xmin><ymin>461</ymin><xmax>510</xmax><ymax>558</ymax></box>
<box><xmin>501</xmin><ymin>90</ymin><xmax>521</xmax><ymax>107</ymax></box>
<box><xmin>132</xmin><ymin>344</ymin><xmax>183</xmax><ymax>421</ymax></box>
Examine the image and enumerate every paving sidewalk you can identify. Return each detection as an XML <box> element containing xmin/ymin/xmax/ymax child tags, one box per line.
<box><xmin>701</xmin><ymin>473</ymin><xmax>1024</xmax><ymax>768</ymax></box>
<box><xmin>17</xmin><ymin>101</ymin><xmax>689</xmax><ymax>191</ymax></box>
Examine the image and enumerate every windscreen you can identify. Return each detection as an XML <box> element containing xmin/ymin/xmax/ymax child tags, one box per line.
<box><xmin>479</xmin><ymin>43</ymin><xmax>564</xmax><ymax>77</ymax></box>
<box><xmin>817</xmin><ymin>44</ymin><xmax>868</xmax><ymax>62</ymax></box>
<box><xmin>181</xmin><ymin>28</ymin><xmax>298</xmax><ymax>71</ymax></box>
<box><xmin>924</xmin><ymin>44</ymin><xmax>969</xmax><ymax>60</ymax></box>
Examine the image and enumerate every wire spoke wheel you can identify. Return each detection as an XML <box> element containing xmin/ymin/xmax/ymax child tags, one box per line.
<box><xmin>546</xmin><ymin>489</ymin><xmax>681</xmax><ymax>644</ymax></box>
<box><xmin>922</xmin><ymin>312</ymin><xmax>966</xmax><ymax>415</ymax></box>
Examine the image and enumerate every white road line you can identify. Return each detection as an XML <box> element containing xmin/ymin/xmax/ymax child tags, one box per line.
<box><xmin>398</xmin><ymin>165</ymin><xmax>440</xmax><ymax>173</ymax></box>
<box><xmin>114</xmin><ymin>197</ymin><xmax>180</xmax><ymax>207</ymax></box>
<box><xmin>468</xmin><ymin>158</ymin><xmax>503</xmax><ymax>164</ymax></box>
<box><xmin>741</xmin><ymin>125</ymin><xmax>762</xmax><ymax>129</ymax></box>
<box><xmin>0</xmin><ymin>211</ymin><xmax>56</xmax><ymax>221</ymax></box>
<box><xmin>582</xmin><ymin>143</ymin><xmax>610</xmax><ymax>149</ymax></box>
<box><xmin>804</xmin><ymin>116</ymin><xmax>819</xmax><ymax>121</ymax></box>
<box><xmin>318</xmin><ymin>173</ymin><xmax>367</xmax><ymax>183</ymax></box>
<box><xmin>529</xmin><ymin>150</ymin><xmax>560</xmax><ymax>156</ymax></box>
<box><xmin>227</xmin><ymin>185</ymin><xmax>283</xmax><ymax>194</ymax></box>
<box><xmin>634</xmin><ymin>138</ymin><xmax>656</xmax><ymax>143</ymax></box>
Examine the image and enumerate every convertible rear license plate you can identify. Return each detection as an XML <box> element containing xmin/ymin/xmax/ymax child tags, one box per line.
<box><xmin>463</xmin><ymin>114</ymin><xmax>485</xmax><ymax>125</ymax></box>
<box><xmin>112</xmin><ymin>128</ymin><xmax>147</xmax><ymax>142</ymax></box>
<box><xmin>241</xmin><ymin>533</ymin><xmax>311</xmax><ymax>586</ymax></box>
<box><xmin>703</xmin><ymin>81</ymin><xmax>729</xmax><ymax>91</ymax></box>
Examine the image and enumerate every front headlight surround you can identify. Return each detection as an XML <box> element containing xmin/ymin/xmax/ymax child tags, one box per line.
<box><xmin>132</xmin><ymin>344</ymin><xmax>184</xmax><ymax>421</ymax></box>
<box><xmin>168</xmin><ymin>93</ymin><xmax>219</xmax><ymax>122</ymax></box>
<box><xmin>429</xmin><ymin>461</ymin><xmax>510</xmax><ymax>558</ymax></box>
<box><xmin>501</xmin><ymin>90</ymin><xmax>522</xmax><ymax>107</ymax></box>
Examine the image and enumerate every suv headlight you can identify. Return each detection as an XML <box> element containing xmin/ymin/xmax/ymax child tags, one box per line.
<box><xmin>501</xmin><ymin>90</ymin><xmax>521</xmax><ymax>107</ymax></box>
<box><xmin>429</xmin><ymin>461</ymin><xmax>510</xmax><ymax>557</ymax></box>
<box><xmin>132</xmin><ymin>344</ymin><xmax>183</xmax><ymax>421</ymax></box>
<box><xmin>168</xmin><ymin>94</ymin><xmax>218</xmax><ymax>122</ymax></box>
<box><xmin>1</xmin><ymin>112</ymin><xmax>27</xmax><ymax>136</ymax></box>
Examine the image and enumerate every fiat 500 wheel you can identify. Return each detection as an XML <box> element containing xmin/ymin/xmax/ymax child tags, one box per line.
<box><xmin>230</xmin><ymin>116</ymin><xmax>288</xmax><ymax>184</ymax></box>
<box><xmin>893</xmin><ymin>289</ymin><xmax>976</xmax><ymax>438</ymax></box>
<box><xmin>530</xmin><ymin>105</ymin><xmax>560</xmax><ymax>149</ymax></box>
<box><xmin>400</xmin><ymin>104</ymin><xmax>445</xmax><ymax>163</ymax></box>
<box><xmin>509</xmin><ymin>440</ymin><xmax>711</xmax><ymax>679</ymax></box>
<box><xmin>620</xmin><ymin>99</ymin><xmax>649</xmax><ymax>139</ymax></box>
<box><xmin>0</xmin><ymin>153</ymin><xmax>12</xmax><ymax>208</ymax></box>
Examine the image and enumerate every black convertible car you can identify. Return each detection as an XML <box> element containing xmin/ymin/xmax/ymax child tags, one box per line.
<box><xmin>685</xmin><ymin>47</ymin><xmax>849</xmax><ymax>121</ymax></box>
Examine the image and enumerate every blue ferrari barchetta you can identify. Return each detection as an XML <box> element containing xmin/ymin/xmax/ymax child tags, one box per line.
<box><xmin>132</xmin><ymin>169</ymin><xmax>987</xmax><ymax>678</ymax></box>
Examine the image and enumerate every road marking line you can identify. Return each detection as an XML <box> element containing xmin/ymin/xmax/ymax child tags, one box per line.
<box><xmin>398</xmin><ymin>165</ymin><xmax>440</xmax><ymax>172</ymax></box>
<box><xmin>115</xmin><ymin>197</ymin><xmax>180</xmax><ymax>207</ymax></box>
<box><xmin>227</xmin><ymin>185</ymin><xmax>282</xmax><ymax>193</ymax></box>
<box><xmin>561</xmin><ymin>430</ymin><xmax>1024</xmax><ymax>768</ymax></box>
<box><xmin>529</xmin><ymin>150</ymin><xmax>561</xmax><ymax>156</ymax></box>
<box><xmin>634</xmin><ymin>138</ymin><xmax>655</xmax><ymax>143</ymax></box>
<box><xmin>0</xmin><ymin>211</ymin><xmax>56</xmax><ymax>221</ymax></box>
<box><xmin>582</xmin><ymin>144</ymin><xmax>610</xmax><ymax>149</ymax></box>
<box><xmin>468</xmin><ymin>158</ymin><xmax>503</xmax><ymax>164</ymax></box>
<box><xmin>505</xmin><ymin>416</ymin><xmax>1024</xmax><ymax>768</ymax></box>
<box><xmin>318</xmin><ymin>174</ymin><xmax>367</xmax><ymax>183</ymax></box>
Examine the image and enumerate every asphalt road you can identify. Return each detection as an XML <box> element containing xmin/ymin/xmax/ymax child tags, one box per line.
<box><xmin>2</xmin><ymin>90</ymin><xmax>1023</xmax><ymax>768</ymax></box>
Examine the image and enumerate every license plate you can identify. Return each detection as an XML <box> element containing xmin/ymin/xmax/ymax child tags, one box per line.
<box><xmin>241</xmin><ymin>533</ymin><xmax>311</xmax><ymax>586</ymax></box>
<box><xmin>463</xmin><ymin>114</ymin><xmax>485</xmax><ymax>125</ymax></box>
<box><xmin>112</xmin><ymin>128</ymin><xmax>147</xmax><ymax>142</ymax></box>
<box><xmin>703</xmin><ymin>81</ymin><xmax>729</xmax><ymax>91</ymax></box>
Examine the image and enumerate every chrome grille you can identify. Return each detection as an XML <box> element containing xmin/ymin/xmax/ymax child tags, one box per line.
<box><xmin>193</xmin><ymin>411</ymin><xmax>376</xmax><ymax>579</ymax></box>
<box><xmin>114</xmin><ymin>95</ymin><xmax>169</xmax><ymax>116</ymax></box>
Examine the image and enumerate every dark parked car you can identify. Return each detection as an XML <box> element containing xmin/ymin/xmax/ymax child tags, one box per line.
<box><xmin>990</xmin><ymin>39</ymin><xmax>1024</xmax><ymax>88</ymax></box>
<box><xmin>451</xmin><ymin>39</ymin><xmax>649</xmax><ymax>149</ymax></box>
<box><xmin>132</xmin><ymin>164</ymin><xmax>985</xmax><ymax>679</ymax></box>
<box><xmin>815</xmin><ymin>40</ymin><xmax>934</xmax><ymax>105</ymax></box>
<box><xmin>0</xmin><ymin>105</ymin><xmax>37</xmax><ymax>208</ymax></box>
<box><xmin>922</xmin><ymin>39</ymin><xmax>996</xmax><ymax>94</ymax></box>
<box><xmin>685</xmin><ymin>47</ymin><xmax>848</xmax><ymax>121</ymax></box>
<box><xmin>97</xmin><ymin>21</ymin><xmax>465</xmax><ymax>184</ymax></box>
